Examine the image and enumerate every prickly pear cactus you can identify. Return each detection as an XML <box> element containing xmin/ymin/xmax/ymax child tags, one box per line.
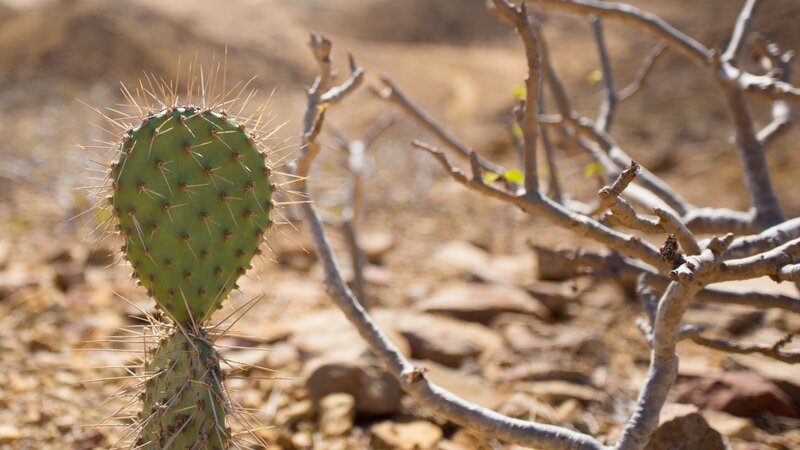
<box><xmin>93</xmin><ymin>70</ymin><xmax>279</xmax><ymax>449</ymax></box>
<box><xmin>112</xmin><ymin>106</ymin><xmax>273</xmax><ymax>324</ymax></box>
<box><xmin>137</xmin><ymin>329</ymin><xmax>228</xmax><ymax>450</ymax></box>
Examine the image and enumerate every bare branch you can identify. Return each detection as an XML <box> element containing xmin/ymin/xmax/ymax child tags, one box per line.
<box><xmin>753</xmin><ymin>36</ymin><xmax>794</xmax><ymax>147</ymax></box>
<box><xmin>531</xmin><ymin>0</ymin><xmax>800</xmax><ymax>102</ymax></box>
<box><xmin>724</xmin><ymin>217</ymin><xmax>800</xmax><ymax>259</ymax></box>
<box><xmin>546</xmin><ymin>246</ymin><xmax>800</xmax><ymax>313</ymax></box>
<box><xmin>590</xmin><ymin>17</ymin><xmax>617</xmax><ymax>132</ymax></box>
<box><xmin>683</xmin><ymin>207</ymin><xmax>757</xmax><ymax>235</ymax></box>
<box><xmin>654</xmin><ymin>208</ymin><xmax>701</xmax><ymax>256</ymax></box>
<box><xmin>490</xmin><ymin>0</ymin><xmax>544</xmax><ymax>194</ymax></box>
<box><xmin>616</xmin><ymin>281</ymin><xmax>700</xmax><ymax>450</ymax></box>
<box><xmin>530</xmin><ymin>18</ymin><xmax>694</xmax><ymax>216</ymax></box>
<box><xmin>415</xmin><ymin>141</ymin><xmax>666</xmax><ymax>272</ymax></box>
<box><xmin>529</xmin><ymin>0</ymin><xmax>711</xmax><ymax>66</ymax></box>
<box><xmin>617</xmin><ymin>42</ymin><xmax>667</xmax><ymax>102</ymax></box>
<box><xmin>686</xmin><ymin>332</ymin><xmax>800</xmax><ymax>364</ymax></box>
<box><xmin>538</xmin><ymin>97</ymin><xmax>564</xmax><ymax>202</ymax></box>
<box><xmin>372</xmin><ymin>76</ymin><xmax>506</xmax><ymax>175</ymax></box>
<box><xmin>719</xmin><ymin>237</ymin><xmax>800</xmax><ymax>282</ymax></box>
<box><xmin>319</xmin><ymin>54</ymin><xmax>365</xmax><ymax>105</ymax></box>
<box><xmin>722</xmin><ymin>0</ymin><xmax>762</xmax><ymax>64</ymax></box>
<box><xmin>713</xmin><ymin>54</ymin><xmax>785</xmax><ymax>229</ymax></box>
<box><xmin>598</xmin><ymin>162</ymin><xmax>662</xmax><ymax>233</ymax></box>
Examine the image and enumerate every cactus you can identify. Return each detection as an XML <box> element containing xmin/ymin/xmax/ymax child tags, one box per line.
<box><xmin>95</xmin><ymin>70</ymin><xmax>277</xmax><ymax>449</ymax></box>
<box><xmin>137</xmin><ymin>328</ymin><xmax>227</xmax><ymax>450</ymax></box>
<box><xmin>112</xmin><ymin>106</ymin><xmax>273</xmax><ymax>324</ymax></box>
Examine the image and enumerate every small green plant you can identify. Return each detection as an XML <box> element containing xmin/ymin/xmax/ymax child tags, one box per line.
<box><xmin>90</xmin><ymin>68</ymin><xmax>276</xmax><ymax>449</ymax></box>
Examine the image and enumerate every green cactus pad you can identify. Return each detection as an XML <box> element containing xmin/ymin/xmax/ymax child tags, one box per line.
<box><xmin>112</xmin><ymin>107</ymin><xmax>273</xmax><ymax>324</ymax></box>
<box><xmin>138</xmin><ymin>329</ymin><xmax>228</xmax><ymax>450</ymax></box>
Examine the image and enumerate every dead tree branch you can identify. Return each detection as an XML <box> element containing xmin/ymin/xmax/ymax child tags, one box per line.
<box><xmin>295</xmin><ymin>34</ymin><xmax>609</xmax><ymax>450</ymax></box>
<box><xmin>293</xmin><ymin>0</ymin><xmax>800</xmax><ymax>447</ymax></box>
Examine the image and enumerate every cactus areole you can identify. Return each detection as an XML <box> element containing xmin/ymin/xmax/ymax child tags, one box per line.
<box><xmin>113</xmin><ymin>107</ymin><xmax>273</xmax><ymax>324</ymax></box>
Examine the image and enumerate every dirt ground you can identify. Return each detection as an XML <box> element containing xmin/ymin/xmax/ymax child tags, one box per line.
<box><xmin>0</xmin><ymin>0</ymin><xmax>799</xmax><ymax>449</ymax></box>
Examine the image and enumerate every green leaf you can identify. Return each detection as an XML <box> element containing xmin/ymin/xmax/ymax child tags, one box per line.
<box><xmin>511</xmin><ymin>122</ymin><xmax>523</xmax><ymax>139</ymax></box>
<box><xmin>584</xmin><ymin>162</ymin><xmax>605</xmax><ymax>178</ymax></box>
<box><xmin>504</xmin><ymin>169</ymin><xmax>525</xmax><ymax>185</ymax></box>
<box><xmin>483</xmin><ymin>171</ymin><xmax>501</xmax><ymax>185</ymax></box>
<box><xmin>586</xmin><ymin>69</ymin><xmax>603</xmax><ymax>86</ymax></box>
<box><xmin>511</xmin><ymin>84</ymin><xmax>527</xmax><ymax>101</ymax></box>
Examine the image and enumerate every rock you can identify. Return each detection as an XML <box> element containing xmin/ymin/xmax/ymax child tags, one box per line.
<box><xmin>429</xmin><ymin>241</ymin><xmax>490</xmax><ymax>276</ymax></box>
<box><xmin>532</xmin><ymin>246</ymin><xmax>578</xmax><ymax>281</ymax></box>
<box><xmin>676</xmin><ymin>371</ymin><xmax>798</xmax><ymax>418</ymax></box>
<box><xmin>370</xmin><ymin>420</ymin><xmax>443</xmax><ymax>450</ymax></box>
<box><xmin>394</xmin><ymin>313</ymin><xmax>502</xmax><ymax>367</ymax></box>
<box><xmin>499</xmin><ymin>361</ymin><xmax>594</xmax><ymax>385</ymax></box>
<box><xmin>677</xmin><ymin>355</ymin><xmax>721</xmax><ymax>379</ymax></box>
<box><xmin>730</xmin><ymin>354</ymin><xmax>800</xmax><ymax>409</ymax></box>
<box><xmin>0</xmin><ymin>425</ymin><xmax>21</xmax><ymax>444</ymax></box>
<box><xmin>360</xmin><ymin>230</ymin><xmax>394</xmax><ymax>264</ymax></box>
<box><xmin>702</xmin><ymin>410</ymin><xmax>756</xmax><ymax>440</ymax></box>
<box><xmin>523</xmin><ymin>281</ymin><xmax>579</xmax><ymax>318</ymax></box>
<box><xmin>498</xmin><ymin>320</ymin><xmax>546</xmax><ymax>353</ymax></box>
<box><xmin>303</xmin><ymin>355</ymin><xmax>404</xmax><ymax>416</ymax></box>
<box><xmin>0</xmin><ymin>267</ymin><xmax>39</xmax><ymax>300</ymax></box>
<box><xmin>264</xmin><ymin>341</ymin><xmax>301</xmax><ymax>371</ymax></box>
<box><xmin>84</xmin><ymin>246</ymin><xmax>116</xmax><ymax>266</ymax></box>
<box><xmin>0</xmin><ymin>239</ymin><xmax>10</xmax><ymax>270</ymax></box>
<box><xmin>413</xmin><ymin>359</ymin><xmax>508</xmax><ymax>409</ymax></box>
<box><xmin>526</xmin><ymin>380</ymin><xmax>607</xmax><ymax>404</ymax></box>
<box><xmin>498</xmin><ymin>391</ymin><xmax>537</xmax><ymax>419</ymax></box>
<box><xmin>416</xmin><ymin>282</ymin><xmax>551</xmax><ymax>324</ymax></box>
<box><xmin>290</xmin><ymin>308</ymin><xmax>410</xmax><ymax>361</ymax></box>
<box><xmin>683</xmin><ymin>304</ymin><xmax>763</xmax><ymax>335</ymax></box>
<box><xmin>319</xmin><ymin>393</ymin><xmax>355</xmax><ymax>437</ymax></box>
<box><xmin>271</xmin><ymin>231</ymin><xmax>317</xmax><ymax>271</ymax></box>
<box><xmin>644</xmin><ymin>403</ymin><xmax>727</xmax><ymax>450</ymax></box>
<box><xmin>364</xmin><ymin>264</ymin><xmax>393</xmax><ymax>287</ymax></box>
<box><xmin>275</xmin><ymin>399</ymin><xmax>314</xmax><ymax>427</ymax></box>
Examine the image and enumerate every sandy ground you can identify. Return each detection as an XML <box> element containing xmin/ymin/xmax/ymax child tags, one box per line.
<box><xmin>0</xmin><ymin>0</ymin><xmax>799</xmax><ymax>449</ymax></box>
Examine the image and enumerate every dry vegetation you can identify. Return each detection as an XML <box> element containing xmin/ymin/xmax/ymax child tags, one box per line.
<box><xmin>0</xmin><ymin>0</ymin><xmax>799</xmax><ymax>449</ymax></box>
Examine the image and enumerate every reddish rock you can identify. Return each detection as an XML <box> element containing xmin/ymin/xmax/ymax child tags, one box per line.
<box><xmin>676</xmin><ymin>371</ymin><xmax>798</xmax><ymax>419</ymax></box>
<box><xmin>415</xmin><ymin>282</ymin><xmax>551</xmax><ymax>324</ymax></box>
<box><xmin>645</xmin><ymin>403</ymin><xmax>727</xmax><ymax>450</ymax></box>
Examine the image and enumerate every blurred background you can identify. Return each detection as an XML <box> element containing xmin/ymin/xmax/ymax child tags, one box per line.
<box><xmin>0</xmin><ymin>0</ymin><xmax>799</xmax><ymax>448</ymax></box>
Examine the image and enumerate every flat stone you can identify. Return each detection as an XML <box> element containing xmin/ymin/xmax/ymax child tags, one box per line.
<box><xmin>645</xmin><ymin>403</ymin><xmax>727</xmax><ymax>450</ymax></box>
<box><xmin>413</xmin><ymin>359</ymin><xmax>508</xmax><ymax>409</ymax></box>
<box><xmin>290</xmin><ymin>308</ymin><xmax>410</xmax><ymax>360</ymax></box>
<box><xmin>416</xmin><ymin>282</ymin><xmax>551</xmax><ymax>324</ymax></box>
<box><xmin>526</xmin><ymin>380</ymin><xmax>607</xmax><ymax>404</ymax></box>
<box><xmin>676</xmin><ymin>371</ymin><xmax>798</xmax><ymax>418</ymax></box>
<box><xmin>499</xmin><ymin>361</ymin><xmax>593</xmax><ymax>385</ymax></box>
<box><xmin>429</xmin><ymin>241</ymin><xmax>490</xmax><ymax>277</ymax></box>
<box><xmin>360</xmin><ymin>230</ymin><xmax>395</xmax><ymax>264</ymax></box>
<box><xmin>319</xmin><ymin>393</ymin><xmax>356</xmax><ymax>437</ymax></box>
<box><xmin>702</xmin><ymin>410</ymin><xmax>756</xmax><ymax>440</ymax></box>
<box><xmin>683</xmin><ymin>304</ymin><xmax>763</xmax><ymax>335</ymax></box>
<box><xmin>395</xmin><ymin>313</ymin><xmax>502</xmax><ymax>367</ymax></box>
<box><xmin>0</xmin><ymin>425</ymin><xmax>22</xmax><ymax>444</ymax></box>
<box><xmin>370</xmin><ymin>420</ymin><xmax>443</xmax><ymax>450</ymax></box>
<box><xmin>523</xmin><ymin>281</ymin><xmax>579</xmax><ymax>318</ymax></box>
<box><xmin>275</xmin><ymin>399</ymin><xmax>314</xmax><ymax>427</ymax></box>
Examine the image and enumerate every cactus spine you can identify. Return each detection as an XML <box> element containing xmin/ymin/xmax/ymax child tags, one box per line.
<box><xmin>100</xmin><ymin>73</ymin><xmax>275</xmax><ymax>449</ymax></box>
